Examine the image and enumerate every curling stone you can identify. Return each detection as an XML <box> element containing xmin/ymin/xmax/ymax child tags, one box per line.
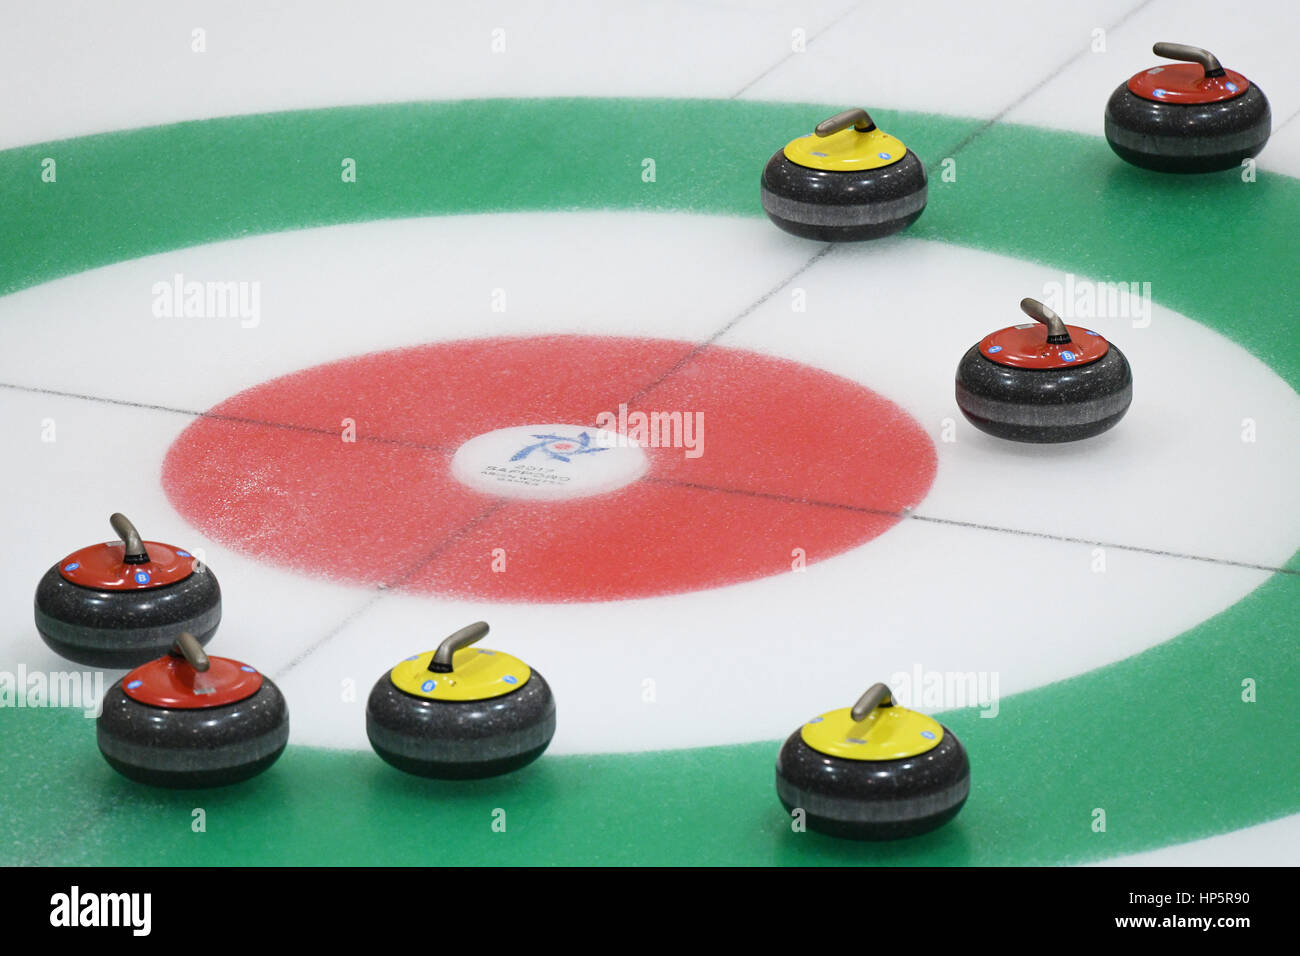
<box><xmin>760</xmin><ymin>107</ymin><xmax>927</xmax><ymax>241</ymax></box>
<box><xmin>776</xmin><ymin>682</ymin><xmax>970</xmax><ymax>840</ymax></box>
<box><xmin>955</xmin><ymin>297</ymin><xmax>1132</xmax><ymax>443</ymax></box>
<box><xmin>97</xmin><ymin>633</ymin><xmax>289</xmax><ymax>788</ymax></box>
<box><xmin>366</xmin><ymin>622</ymin><xmax>556</xmax><ymax>779</ymax></box>
<box><xmin>35</xmin><ymin>513</ymin><xmax>221</xmax><ymax>667</ymax></box>
<box><xmin>1105</xmin><ymin>42</ymin><xmax>1270</xmax><ymax>173</ymax></box>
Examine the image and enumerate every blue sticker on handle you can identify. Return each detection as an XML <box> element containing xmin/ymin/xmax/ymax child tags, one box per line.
<box><xmin>126</xmin><ymin>680</ymin><xmax>143</xmax><ymax>690</ymax></box>
<box><xmin>240</xmin><ymin>665</ymin><xmax>256</xmax><ymax>673</ymax></box>
<box><xmin>176</xmin><ymin>550</ymin><xmax>191</xmax><ymax>558</ymax></box>
<box><xmin>988</xmin><ymin>345</ymin><xmax>1003</xmax><ymax>353</ymax></box>
<box><xmin>64</xmin><ymin>562</ymin><xmax>80</xmax><ymax>572</ymax></box>
<box><xmin>921</xmin><ymin>730</ymin><xmax>936</xmax><ymax>740</ymax></box>
<box><xmin>1226</xmin><ymin>82</ymin><xmax>1238</xmax><ymax>92</ymax></box>
<box><xmin>1153</xmin><ymin>88</ymin><xmax>1167</xmax><ymax>98</ymax></box>
<box><xmin>134</xmin><ymin>571</ymin><xmax>150</xmax><ymax>584</ymax></box>
<box><xmin>421</xmin><ymin>679</ymin><xmax>437</xmax><ymax>693</ymax></box>
<box><xmin>878</xmin><ymin>152</ymin><xmax>892</xmax><ymax>160</ymax></box>
<box><xmin>1060</xmin><ymin>351</ymin><xmax>1077</xmax><ymax>362</ymax></box>
<box><xmin>503</xmin><ymin>675</ymin><xmax>518</xmax><ymax>685</ymax></box>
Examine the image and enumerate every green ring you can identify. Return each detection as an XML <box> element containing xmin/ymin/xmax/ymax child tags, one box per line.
<box><xmin>2</xmin><ymin>98</ymin><xmax>1297</xmax><ymax>865</ymax></box>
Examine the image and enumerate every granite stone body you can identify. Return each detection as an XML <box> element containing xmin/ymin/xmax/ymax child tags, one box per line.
<box><xmin>1104</xmin><ymin>84</ymin><xmax>1270</xmax><ymax>172</ymax></box>
<box><xmin>776</xmin><ymin>726</ymin><xmax>970</xmax><ymax>839</ymax></box>
<box><xmin>955</xmin><ymin>345</ymin><xmax>1132</xmax><ymax>443</ymax></box>
<box><xmin>366</xmin><ymin>670</ymin><xmax>556</xmax><ymax>778</ymax></box>
<box><xmin>760</xmin><ymin>149</ymin><xmax>927</xmax><ymax>240</ymax></box>
<box><xmin>35</xmin><ymin>565</ymin><xmax>221</xmax><ymax>667</ymax></box>
<box><xmin>97</xmin><ymin>678</ymin><xmax>288</xmax><ymax>788</ymax></box>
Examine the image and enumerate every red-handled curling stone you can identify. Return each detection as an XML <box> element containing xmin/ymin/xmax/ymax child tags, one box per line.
<box><xmin>955</xmin><ymin>298</ymin><xmax>1133</xmax><ymax>443</ymax></box>
<box><xmin>1104</xmin><ymin>42</ymin><xmax>1270</xmax><ymax>172</ymax></box>
<box><xmin>97</xmin><ymin>633</ymin><xmax>289</xmax><ymax>788</ymax></box>
<box><xmin>34</xmin><ymin>513</ymin><xmax>221</xmax><ymax>667</ymax></box>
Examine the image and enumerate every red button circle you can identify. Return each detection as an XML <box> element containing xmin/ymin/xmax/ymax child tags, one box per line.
<box><xmin>162</xmin><ymin>335</ymin><xmax>938</xmax><ymax>602</ymax></box>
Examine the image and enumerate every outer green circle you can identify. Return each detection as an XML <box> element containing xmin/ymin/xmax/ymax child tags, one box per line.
<box><xmin>2</xmin><ymin>99</ymin><xmax>1297</xmax><ymax>865</ymax></box>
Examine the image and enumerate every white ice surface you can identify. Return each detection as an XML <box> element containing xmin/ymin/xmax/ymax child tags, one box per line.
<box><xmin>1</xmin><ymin>212</ymin><xmax>1296</xmax><ymax>757</ymax></box>
<box><xmin>4</xmin><ymin>1</ymin><xmax>1298</xmax><ymax>175</ymax></box>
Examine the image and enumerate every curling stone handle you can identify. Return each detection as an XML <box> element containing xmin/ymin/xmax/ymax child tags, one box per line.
<box><xmin>430</xmin><ymin>621</ymin><xmax>490</xmax><ymax>673</ymax></box>
<box><xmin>850</xmin><ymin>682</ymin><xmax>894</xmax><ymax>723</ymax></box>
<box><xmin>1153</xmin><ymin>42</ymin><xmax>1225</xmax><ymax>78</ymax></box>
<box><xmin>1020</xmin><ymin>298</ymin><xmax>1072</xmax><ymax>344</ymax></box>
<box><xmin>815</xmin><ymin>107</ymin><xmax>877</xmax><ymax>137</ymax></box>
<box><xmin>109</xmin><ymin>513</ymin><xmax>150</xmax><ymax>564</ymax></box>
<box><xmin>171</xmin><ymin>632</ymin><xmax>210</xmax><ymax>672</ymax></box>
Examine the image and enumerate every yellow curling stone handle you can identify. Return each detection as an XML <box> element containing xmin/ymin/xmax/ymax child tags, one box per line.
<box><xmin>783</xmin><ymin>107</ymin><xmax>908</xmax><ymax>171</ymax></box>
<box><xmin>390</xmin><ymin>622</ymin><xmax>531</xmax><ymax>701</ymax></box>
<box><xmin>801</xmin><ymin>682</ymin><xmax>945</xmax><ymax>760</ymax></box>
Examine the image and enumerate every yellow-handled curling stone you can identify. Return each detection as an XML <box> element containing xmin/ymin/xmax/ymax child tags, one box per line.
<box><xmin>366</xmin><ymin>622</ymin><xmax>556</xmax><ymax>779</ymax></box>
<box><xmin>760</xmin><ymin>107</ymin><xmax>927</xmax><ymax>241</ymax></box>
<box><xmin>775</xmin><ymin>682</ymin><xmax>970</xmax><ymax>839</ymax></box>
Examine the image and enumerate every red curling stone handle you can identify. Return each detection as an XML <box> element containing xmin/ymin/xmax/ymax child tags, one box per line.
<box><xmin>171</xmin><ymin>632</ymin><xmax>210</xmax><ymax>672</ymax></box>
<box><xmin>109</xmin><ymin>513</ymin><xmax>150</xmax><ymax>564</ymax></box>
<box><xmin>1020</xmin><ymin>298</ymin><xmax>1071</xmax><ymax>344</ymax></box>
<box><xmin>1153</xmin><ymin>42</ymin><xmax>1225</xmax><ymax>78</ymax></box>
